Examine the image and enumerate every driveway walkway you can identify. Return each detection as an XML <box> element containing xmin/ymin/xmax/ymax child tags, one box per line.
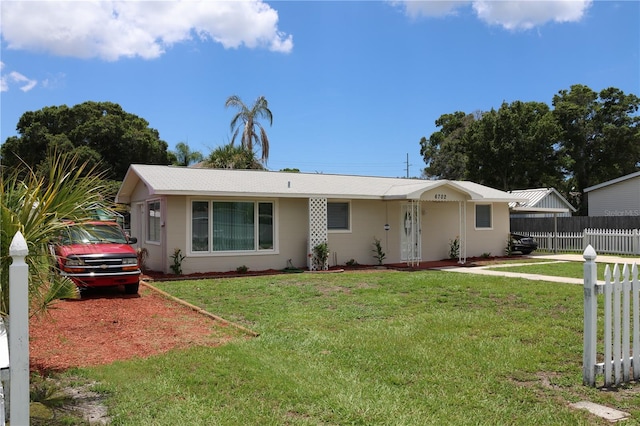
<box><xmin>436</xmin><ymin>253</ymin><xmax>640</xmax><ymax>285</ymax></box>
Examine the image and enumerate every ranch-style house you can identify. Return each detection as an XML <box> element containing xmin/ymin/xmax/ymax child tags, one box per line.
<box><xmin>116</xmin><ymin>165</ymin><xmax>524</xmax><ymax>274</ymax></box>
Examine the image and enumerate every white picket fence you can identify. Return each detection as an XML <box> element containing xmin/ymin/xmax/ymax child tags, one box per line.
<box><xmin>0</xmin><ymin>231</ymin><xmax>31</xmax><ymax>425</ymax></box>
<box><xmin>516</xmin><ymin>228</ymin><xmax>640</xmax><ymax>255</ymax></box>
<box><xmin>583</xmin><ymin>245</ymin><xmax>640</xmax><ymax>387</ymax></box>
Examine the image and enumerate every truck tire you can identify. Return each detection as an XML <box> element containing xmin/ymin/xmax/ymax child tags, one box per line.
<box><xmin>125</xmin><ymin>282</ymin><xmax>139</xmax><ymax>294</ymax></box>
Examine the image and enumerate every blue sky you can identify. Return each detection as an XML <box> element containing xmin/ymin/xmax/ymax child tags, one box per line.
<box><xmin>1</xmin><ymin>1</ymin><xmax>638</xmax><ymax>177</ymax></box>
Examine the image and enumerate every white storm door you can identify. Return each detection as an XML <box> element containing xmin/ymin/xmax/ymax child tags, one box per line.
<box><xmin>400</xmin><ymin>202</ymin><xmax>421</xmax><ymax>263</ymax></box>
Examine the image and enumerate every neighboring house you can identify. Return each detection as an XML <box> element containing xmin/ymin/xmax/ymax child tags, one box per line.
<box><xmin>508</xmin><ymin>188</ymin><xmax>576</xmax><ymax>218</ymax></box>
<box><xmin>115</xmin><ymin>165</ymin><xmax>523</xmax><ymax>274</ymax></box>
<box><xmin>584</xmin><ymin>171</ymin><xmax>640</xmax><ymax>217</ymax></box>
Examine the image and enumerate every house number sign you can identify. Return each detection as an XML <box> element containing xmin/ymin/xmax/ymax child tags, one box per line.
<box><xmin>434</xmin><ymin>193</ymin><xmax>447</xmax><ymax>200</ymax></box>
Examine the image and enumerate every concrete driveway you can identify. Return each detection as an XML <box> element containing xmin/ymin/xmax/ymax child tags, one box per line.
<box><xmin>437</xmin><ymin>252</ymin><xmax>640</xmax><ymax>285</ymax></box>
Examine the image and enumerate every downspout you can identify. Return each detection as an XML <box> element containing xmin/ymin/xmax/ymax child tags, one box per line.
<box><xmin>161</xmin><ymin>197</ymin><xmax>168</xmax><ymax>273</ymax></box>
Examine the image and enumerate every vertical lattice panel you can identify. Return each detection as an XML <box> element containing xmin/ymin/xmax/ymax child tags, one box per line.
<box><xmin>308</xmin><ymin>198</ymin><xmax>328</xmax><ymax>270</ymax></box>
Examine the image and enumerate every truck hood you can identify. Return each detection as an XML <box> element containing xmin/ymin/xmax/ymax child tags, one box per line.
<box><xmin>56</xmin><ymin>243</ymin><xmax>137</xmax><ymax>257</ymax></box>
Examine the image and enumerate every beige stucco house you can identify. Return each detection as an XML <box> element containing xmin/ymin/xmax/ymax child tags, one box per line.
<box><xmin>115</xmin><ymin>165</ymin><xmax>522</xmax><ymax>274</ymax></box>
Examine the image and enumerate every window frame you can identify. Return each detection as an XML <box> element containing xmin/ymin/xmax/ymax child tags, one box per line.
<box><xmin>327</xmin><ymin>201</ymin><xmax>351</xmax><ymax>233</ymax></box>
<box><xmin>475</xmin><ymin>203</ymin><xmax>493</xmax><ymax>230</ymax></box>
<box><xmin>189</xmin><ymin>199</ymin><xmax>277</xmax><ymax>255</ymax></box>
<box><xmin>146</xmin><ymin>199</ymin><xmax>161</xmax><ymax>244</ymax></box>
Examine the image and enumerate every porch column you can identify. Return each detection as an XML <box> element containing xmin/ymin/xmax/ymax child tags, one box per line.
<box><xmin>308</xmin><ymin>198</ymin><xmax>328</xmax><ymax>270</ymax></box>
<box><xmin>458</xmin><ymin>201</ymin><xmax>467</xmax><ymax>264</ymax></box>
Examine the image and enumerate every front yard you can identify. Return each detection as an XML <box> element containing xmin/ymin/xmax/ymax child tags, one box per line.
<box><xmin>68</xmin><ymin>269</ymin><xmax>639</xmax><ymax>424</ymax></box>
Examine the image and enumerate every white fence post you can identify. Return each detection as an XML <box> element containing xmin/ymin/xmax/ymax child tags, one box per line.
<box><xmin>9</xmin><ymin>231</ymin><xmax>30</xmax><ymax>425</ymax></box>
<box><xmin>0</xmin><ymin>319</ymin><xmax>8</xmax><ymax>426</ymax></box>
<box><xmin>583</xmin><ymin>245</ymin><xmax>598</xmax><ymax>386</ymax></box>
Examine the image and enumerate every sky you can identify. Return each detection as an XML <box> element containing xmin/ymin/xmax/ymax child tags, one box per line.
<box><xmin>1</xmin><ymin>0</ymin><xmax>638</xmax><ymax>178</ymax></box>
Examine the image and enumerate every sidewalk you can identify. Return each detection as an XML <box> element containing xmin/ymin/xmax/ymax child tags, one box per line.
<box><xmin>529</xmin><ymin>252</ymin><xmax>640</xmax><ymax>264</ymax></box>
<box><xmin>436</xmin><ymin>252</ymin><xmax>640</xmax><ymax>285</ymax></box>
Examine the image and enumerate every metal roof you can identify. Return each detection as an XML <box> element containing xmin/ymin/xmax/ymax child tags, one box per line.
<box><xmin>116</xmin><ymin>164</ymin><xmax>523</xmax><ymax>204</ymax></box>
<box><xmin>507</xmin><ymin>188</ymin><xmax>576</xmax><ymax>212</ymax></box>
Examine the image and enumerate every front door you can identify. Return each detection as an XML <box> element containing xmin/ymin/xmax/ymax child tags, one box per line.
<box><xmin>401</xmin><ymin>202</ymin><xmax>421</xmax><ymax>265</ymax></box>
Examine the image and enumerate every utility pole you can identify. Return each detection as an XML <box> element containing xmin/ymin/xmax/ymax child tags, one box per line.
<box><xmin>405</xmin><ymin>153</ymin><xmax>411</xmax><ymax>178</ymax></box>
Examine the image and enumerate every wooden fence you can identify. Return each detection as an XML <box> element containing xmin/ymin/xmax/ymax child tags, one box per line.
<box><xmin>583</xmin><ymin>245</ymin><xmax>640</xmax><ymax>387</ymax></box>
<box><xmin>514</xmin><ymin>229</ymin><xmax>640</xmax><ymax>256</ymax></box>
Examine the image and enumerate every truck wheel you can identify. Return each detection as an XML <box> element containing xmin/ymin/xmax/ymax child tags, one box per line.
<box><xmin>125</xmin><ymin>282</ymin><xmax>139</xmax><ymax>294</ymax></box>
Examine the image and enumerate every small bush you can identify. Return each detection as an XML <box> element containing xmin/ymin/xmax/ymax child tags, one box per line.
<box><xmin>312</xmin><ymin>242</ymin><xmax>329</xmax><ymax>270</ymax></box>
<box><xmin>372</xmin><ymin>237</ymin><xmax>386</xmax><ymax>265</ymax></box>
<box><xmin>170</xmin><ymin>248</ymin><xmax>186</xmax><ymax>275</ymax></box>
<box><xmin>449</xmin><ymin>237</ymin><xmax>460</xmax><ymax>259</ymax></box>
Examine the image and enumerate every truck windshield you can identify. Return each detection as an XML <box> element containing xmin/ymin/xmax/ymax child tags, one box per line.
<box><xmin>62</xmin><ymin>224</ymin><xmax>128</xmax><ymax>245</ymax></box>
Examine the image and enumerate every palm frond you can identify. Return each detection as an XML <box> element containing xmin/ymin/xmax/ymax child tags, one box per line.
<box><xmin>1</xmin><ymin>150</ymin><xmax>105</xmax><ymax>315</ymax></box>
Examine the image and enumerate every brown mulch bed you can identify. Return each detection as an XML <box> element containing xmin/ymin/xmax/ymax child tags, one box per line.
<box><xmin>29</xmin><ymin>284</ymin><xmax>240</xmax><ymax>374</ymax></box>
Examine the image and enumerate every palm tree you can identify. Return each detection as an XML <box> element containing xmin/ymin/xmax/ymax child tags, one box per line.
<box><xmin>1</xmin><ymin>151</ymin><xmax>106</xmax><ymax>316</ymax></box>
<box><xmin>205</xmin><ymin>144</ymin><xmax>265</xmax><ymax>170</ymax></box>
<box><xmin>225</xmin><ymin>95</ymin><xmax>273</xmax><ymax>164</ymax></box>
<box><xmin>171</xmin><ymin>142</ymin><xmax>203</xmax><ymax>167</ymax></box>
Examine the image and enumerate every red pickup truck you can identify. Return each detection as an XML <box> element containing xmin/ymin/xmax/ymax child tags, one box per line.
<box><xmin>52</xmin><ymin>221</ymin><xmax>141</xmax><ymax>294</ymax></box>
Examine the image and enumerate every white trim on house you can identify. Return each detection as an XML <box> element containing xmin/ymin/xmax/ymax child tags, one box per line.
<box><xmin>584</xmin><ymin>171</ymin><xmax>640</xmax><ymax>193</ymax></box>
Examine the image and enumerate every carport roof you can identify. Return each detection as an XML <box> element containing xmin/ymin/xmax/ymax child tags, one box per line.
<box><xmin>115</xmin><ymin>164</ymin><xmax>523</xmax><ymax>204</ymax></box>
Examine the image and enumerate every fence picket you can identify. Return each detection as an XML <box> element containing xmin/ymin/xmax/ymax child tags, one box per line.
<box><xmin>634</xmin><ymin>263</ymin><xmax>640</xmax><ymax>381</ymax></box>
<box><xmin>613</xmin><ymin>264</ymin><xmax>622</xmax><ymax>386</ymax></box>
<box><xmin>622</xmin><ymin>264</ymin><xmax>631</xmax><ymax>382</ymax></box>
<box><xmin>604</xmin><ymin>264</ymin><xmax>613</xmax><ymax>387</ymax></box>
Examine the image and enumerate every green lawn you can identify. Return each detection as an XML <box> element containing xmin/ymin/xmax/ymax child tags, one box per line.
<box><xmin>486</xmin><ymin>261</ymin><xmax>612</xmax><ymax>279</ymax></box>
<box><xmin>74</xmin><ymin>270</ymin><xmax>639</xmax><ymax>425</ymax></box>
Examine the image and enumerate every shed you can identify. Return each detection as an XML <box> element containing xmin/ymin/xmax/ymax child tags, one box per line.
<box><xmin>584</xmin><ymin>171</ymin><xmax>640</xmax><ymax>217</ymax></box>
<box><xmin>508</xmin><ymin>188</ymin><xmax>575</xmax><ymax>218</ymax></box>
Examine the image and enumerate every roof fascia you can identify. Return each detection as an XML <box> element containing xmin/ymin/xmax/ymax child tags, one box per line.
<box><xmin>115</xmin><ymin>166</ymin><xmax>141</xmax><ymax>204</ymax></box>
<box><xmin>161</xmin><ymin>191</ymin><xmax>381</xmax><ymax>200</ymax></box>
<box><xmin>584</xmin><ymin>171</ymin><xmax>640</xmax><ymax>193</ymax></box>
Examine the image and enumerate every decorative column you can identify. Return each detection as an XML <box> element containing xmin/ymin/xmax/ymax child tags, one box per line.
<box><xmin>308</xmin><ymin>198</ymin><xmax>328</xmax><ymax>270</ymax></box>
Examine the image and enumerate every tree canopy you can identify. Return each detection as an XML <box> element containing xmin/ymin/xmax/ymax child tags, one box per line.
<box><xmin>205</xmin><ymin>143</ymin><xmax>265</xmax><ymax>170</ymax></box>
<box><xmin>169</xmin><ymin>142</ymin><xmax>203</xmax><ymax>167</ymax></box>
<box><xmin>1</xmin><ymin>101</ymin><xmax>171</xmax><ymax>180</ymax></box>
<box><xmin>225</xmin><ymin>95</ymin><xmax>273</xmax><ymax>164</ymax></box>
<box><xmin>420</xmin><ymin>85</ymin><xmax>640</xmax><ymax>214</ymax></box>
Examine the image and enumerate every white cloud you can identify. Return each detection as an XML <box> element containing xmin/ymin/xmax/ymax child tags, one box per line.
<box><xmin>0</xmin><ymin>0</ymin><xmax>294</xmax><ymax>61</ymax></box>
<box><xmin>389</xmin><ymin>1</ymin><xmax>472</xmax><ymax>18</ymax></box>
<box><xmin>391</xmin><ymin>0</ymin><xmax>592</xmax><ymax>30</ymax></box>
<box><xmin>0</xmin><ymin>63</ymin><xmax>38</xmax><ymax>92</ymax></box>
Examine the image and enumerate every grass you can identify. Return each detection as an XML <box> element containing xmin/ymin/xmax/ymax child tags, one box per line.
<box><xmin>485</xmin><ymin>260</ymin><xmax>623</xmax><ymax>279</ymax></box>
<box><xmin>73</xmin><ymin>270</ymin><xmax>639</xmax><ymax>425</ymax></box>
